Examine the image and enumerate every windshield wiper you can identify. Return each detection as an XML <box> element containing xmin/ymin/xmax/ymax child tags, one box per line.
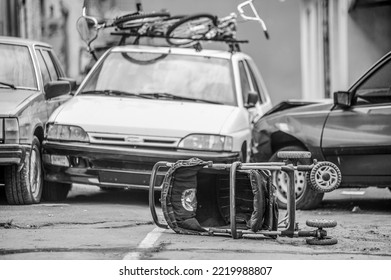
<box><xmin>80</xmin><ymin>90</ymin><xmax>153</xmax><ymax>98</ymax></box>
<box><xmin>139</xmin><ymin>92</ymin><xmax>223</xmax><ymax>104</ymax></box>
<box><xmin>0</xmin><ymin>81</ymin><xmax>16</xmax><ymax>89</ymax></box>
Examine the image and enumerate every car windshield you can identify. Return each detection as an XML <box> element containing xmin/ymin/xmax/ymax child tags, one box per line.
<box><xmin>0</xmin><ymin>43</ymin><xmax>37</xmax><ymax>90</ymax></box>
<box><xmin>80</xmin><ymin>51</ymin><xmax>237</xmax><ymax>106</ymax></box>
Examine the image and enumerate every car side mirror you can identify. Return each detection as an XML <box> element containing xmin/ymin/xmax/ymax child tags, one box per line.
<box><xmin>245</xmin><ymin>91</ymin><xmax>259</xmax><ymax>108</ymax></box>
<box><xmin>59</xmin><ymin>77</ymin><xmax>78</xmax><ymax>92</ymax></box>
<box><xmin>333</xmin><ymin>91</ymin><xmax>354</xmax><ymax>107</ymax></box>
<box><xmin>44</xmin><ymin>81</ymin><xmax>71</xmax><ymax>100</ymax></box>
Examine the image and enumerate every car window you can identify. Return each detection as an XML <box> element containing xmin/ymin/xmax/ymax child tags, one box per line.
<box><xmin>245</xmin><ymin>60</ymin><xmax>264</xmax><ymax>104</ymax></box>
<box><xmin>239</xmin><ymin>61</ymin><xmax>252</xmax><ymax>104</ymax></box>
<box><xmin>36</xmin><ymin>50</ymin><xmax>51</xmax><ymax>86</ymax></box>
<box><xmin>0</xmin><ymin>43</ymin><xmax>37</xmax><ymax>89</ymax></box>
<box><xmin>355</xmin><ymin>58</ymin><xmax>391</xmax><ymax>105</ymax></box>
<box><xmin>42</xmin><ymin>50</ymin><xmax>59</xmax><ymax>80</ymax></box>
<box><xmin>81</xmin><ymin>52</ymin><xmax>237</xmax><ymax>106</ymax></box>
<box><xmin>49</xmin><ymin>50</ymin><xmax>66</xmax><ymax>77</ymax></box>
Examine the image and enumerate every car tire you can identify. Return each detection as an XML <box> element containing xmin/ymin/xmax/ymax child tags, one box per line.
<box><xmin>42</xmin><ymin>181</ymin><xmax>72</xmax><ymax>202</ymax></box>
<box><xmin>269</xmin><ymin>146</ymin><xmax>324</xmax><ymax>210</ymax></box>
<box><xmin>4</xmin><ymin>136</ymin><xmax>43</xmax><ymax>205</ymax></box>
<box><xmin>238</xmin><ymin>142</ymin><xmax>247</xmax><ymax>163</ymax></box>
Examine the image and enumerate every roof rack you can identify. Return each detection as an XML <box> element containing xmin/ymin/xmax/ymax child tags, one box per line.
<box><xmin>110</xmin><ymin>31</ymin><xmax>249</xmax><ymax>52</ymax></box>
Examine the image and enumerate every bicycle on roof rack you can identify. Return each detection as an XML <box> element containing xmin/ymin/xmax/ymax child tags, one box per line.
<box><xmin>77</xmin><ymin>0</ymin><xmax>270</xmax><ymax>60</ymax></box>
<box><xmin>77</xmin><ymin>1</ymin><xmax>174</xmax><ymax>60</ymax></box>
<box><xmin>165</xmin><ymin>0</ymin><xmax>269</xmax><ymax>49</ymax></box>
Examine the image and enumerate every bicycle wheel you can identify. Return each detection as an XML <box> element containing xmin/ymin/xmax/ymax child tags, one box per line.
<box><xmin>166</xmin><ymin>14</ymin><xmax>217</xmax><ymax>46</ymax></box>
<box><xmin>113</xmin><ymin>12</ymin><xmax>170</xmax><ymax>30</ymax></box>
<box><xmin>148</xmin><ymin>15</ymin><xmax>185</xmax><ymax>37</ymax></box>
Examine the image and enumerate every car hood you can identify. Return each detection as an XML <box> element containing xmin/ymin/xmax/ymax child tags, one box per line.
<box><xmin>0</xmin><ymin>89</ymin><xmax>39</xmax><ymax>115</ymax></box>
<box><xmin>52</xmin><ymin>96</ymin><xmax>236</xmax><ymax>137</ymax></box>
<box><xmin>257</xmin><ymin>100</ymin><xmax>335</xmax><ymax>128</ymax></box>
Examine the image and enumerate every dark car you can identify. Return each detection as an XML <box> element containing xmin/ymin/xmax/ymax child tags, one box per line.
<box><xmin>252</xmin><ymin>51</ymin><xmax>391</xmax><ymax>210</ymax></box>
<box><xmin>0</xmin><ymin>36</ymin><xmax>74</xmax><ymax>205</ymax></box>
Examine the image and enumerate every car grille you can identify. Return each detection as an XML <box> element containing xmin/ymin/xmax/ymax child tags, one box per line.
<box><xmin>89</xmin><ymin>132</ymin><xmax>180</xmax><ymax>148</ymax></box>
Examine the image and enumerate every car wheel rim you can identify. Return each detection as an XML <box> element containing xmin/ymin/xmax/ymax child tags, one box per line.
<box><xmin>273</xmin><ymin>170</ymin><xmax>307</xmax><ymax>205</ymax></box>
<box><xmin>29</xmin><ymin>146</ymin><xmax>42</xmax><ymax>195</ymax></box>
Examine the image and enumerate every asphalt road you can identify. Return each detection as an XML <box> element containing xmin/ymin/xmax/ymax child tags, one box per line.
<box><xmin>0</xmin><ymin>184</ymin><xmax>391</xmax><ymax>260</ymax></box>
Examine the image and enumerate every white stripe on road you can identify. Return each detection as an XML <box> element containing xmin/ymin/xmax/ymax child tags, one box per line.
<box><xmin>123</xmin><ymin>227</ymin><xmax>166</xmax><ymax>260</ymax></box>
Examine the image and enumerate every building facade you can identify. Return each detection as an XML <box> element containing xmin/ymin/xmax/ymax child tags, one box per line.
<box><xmin>1</xmin><ymin>0</ymin><xmax>390</xmax><ymax>104</ymax></box>
<box><xmin>301</xmin><ymin>0</ymin><xmax>391</xmax><ymax>100</ymax></box>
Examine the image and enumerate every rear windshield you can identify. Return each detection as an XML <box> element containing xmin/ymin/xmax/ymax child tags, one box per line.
<box><xmin>0</xmin><ymin>44</ymin><xmax>37</xmax><ymax>90</ymax></box>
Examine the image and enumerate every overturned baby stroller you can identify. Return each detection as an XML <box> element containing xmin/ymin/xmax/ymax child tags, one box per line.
<box><xmin>149</xmin><ymin>151</ymin><xmax>342</xmax><ymax>245</ymax></box>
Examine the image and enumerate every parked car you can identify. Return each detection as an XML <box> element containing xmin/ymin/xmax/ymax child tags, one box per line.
<box><xmin>42</xmin><ymin>44</ymin><xmax>272</xmax><ymax>200</ymax></box>
<box><xmin>0</xmin><ymin>36</ymin><xmax>74</xmax><ymax>205</ymax></box>
<box><xmin>252</xmin><ymin>51</ymin><xmax>391</xmax><ymax>210</ymax></box>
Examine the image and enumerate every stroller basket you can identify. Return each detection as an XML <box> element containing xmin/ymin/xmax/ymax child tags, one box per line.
<box><xmin>149</xmin><ymin>153</ymin><xmax>342</xmax><ymax>245</ymax></box>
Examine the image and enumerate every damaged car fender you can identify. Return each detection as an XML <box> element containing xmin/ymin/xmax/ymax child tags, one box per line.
<box><xmin>252</xmin><ymin>101</ymin><xmax>334</xmax><ymax>162</ymax></box>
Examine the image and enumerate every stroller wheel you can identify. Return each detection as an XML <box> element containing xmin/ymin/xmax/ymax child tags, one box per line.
<box><xmin>306</xmin><ymin>236</ymin><xmax>338</xmax><ymax>246</ymax></box>
<box><xmin>306</xmin><ymin>219</ymin><xmax>337</xmax><ymax>228</ymax></box>
<box><xmin>309</xmin><ymin>162</ymin><xmax>341</xmax><ymax>193</ymax></box>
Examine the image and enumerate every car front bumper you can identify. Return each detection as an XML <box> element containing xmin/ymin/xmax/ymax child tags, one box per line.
<box><xmin>0</xmin><ymin>144</ymin><xmax>29</xmax><ymax>166</ymax></box>
<box><xmin>42</xmin><ymin>141</ymin><xmax>240</xmax><ymax>189</ymax></box>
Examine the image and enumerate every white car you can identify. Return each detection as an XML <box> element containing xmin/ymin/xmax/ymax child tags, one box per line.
<box><xmin>42</xmin><ymin>45</ymin><xmax>272</xmax><ymax>200</ymax></box>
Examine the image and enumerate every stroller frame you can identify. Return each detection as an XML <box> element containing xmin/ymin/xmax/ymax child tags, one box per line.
<box><xmin>149</xmin><ymin>152</ymin><xmax>341</xmax><ymax>245</ymax></box>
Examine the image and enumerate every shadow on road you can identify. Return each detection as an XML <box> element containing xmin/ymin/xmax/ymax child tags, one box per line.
<box><xmin>320</xmin><ymin>188</ymin><xmax>391</xmax><ymax>214</ymax></box>
<box><xmin>0</xmin><ymin>184</ymin><xmax>161</xmax><ymax>207</ymax></box>
<box><xmin>321</xmin><ymin>199</ymin><xmax>391</xmax><ymax>213</ymax></box>
<box><xmin>66</xmin><ymin>187</ymin><xmax>157</xmax><ymax>206</ymax></box>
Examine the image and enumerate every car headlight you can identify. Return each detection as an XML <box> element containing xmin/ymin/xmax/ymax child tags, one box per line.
<box><xmin>178</xmin><ymin>134</ymin><xmax>233</xmax><ymax>151</ymax></box>
<box><xmin>46</xmin><ymin>124</ymin><xmax>89</xmax><ymax>142</ymax></box>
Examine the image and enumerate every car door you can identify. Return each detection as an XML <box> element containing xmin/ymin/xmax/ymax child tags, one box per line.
<box><xmin>35</xmin><ymin>47</ymin><xmax>71</xmax><ymax>117</ymax></box>
<box><xmin>322</xmin><ymin>55</ymin><xmax>391</xmax><ymax>185</ymax></box>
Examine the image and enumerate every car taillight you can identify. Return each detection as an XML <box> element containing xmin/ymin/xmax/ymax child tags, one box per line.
<box><xmin>4</xmin><ymin>118</ymin><xmax>19</xmax><ymax>144</ymax></box>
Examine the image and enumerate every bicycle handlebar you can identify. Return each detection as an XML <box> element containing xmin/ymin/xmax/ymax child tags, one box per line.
<box><xmin>82</xmin><ymin>6</ymin><xmax>99</xmax><ymax>28</ymax></box>
<box><xmin>237</xmin><ymin>0</ymin><xmax>269</xmax><ymax>39</ymax></box>
<box><xmin>82</xmin><ymin>1</ymin><xmax>114</xmax><ymax>30</ymax></box>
